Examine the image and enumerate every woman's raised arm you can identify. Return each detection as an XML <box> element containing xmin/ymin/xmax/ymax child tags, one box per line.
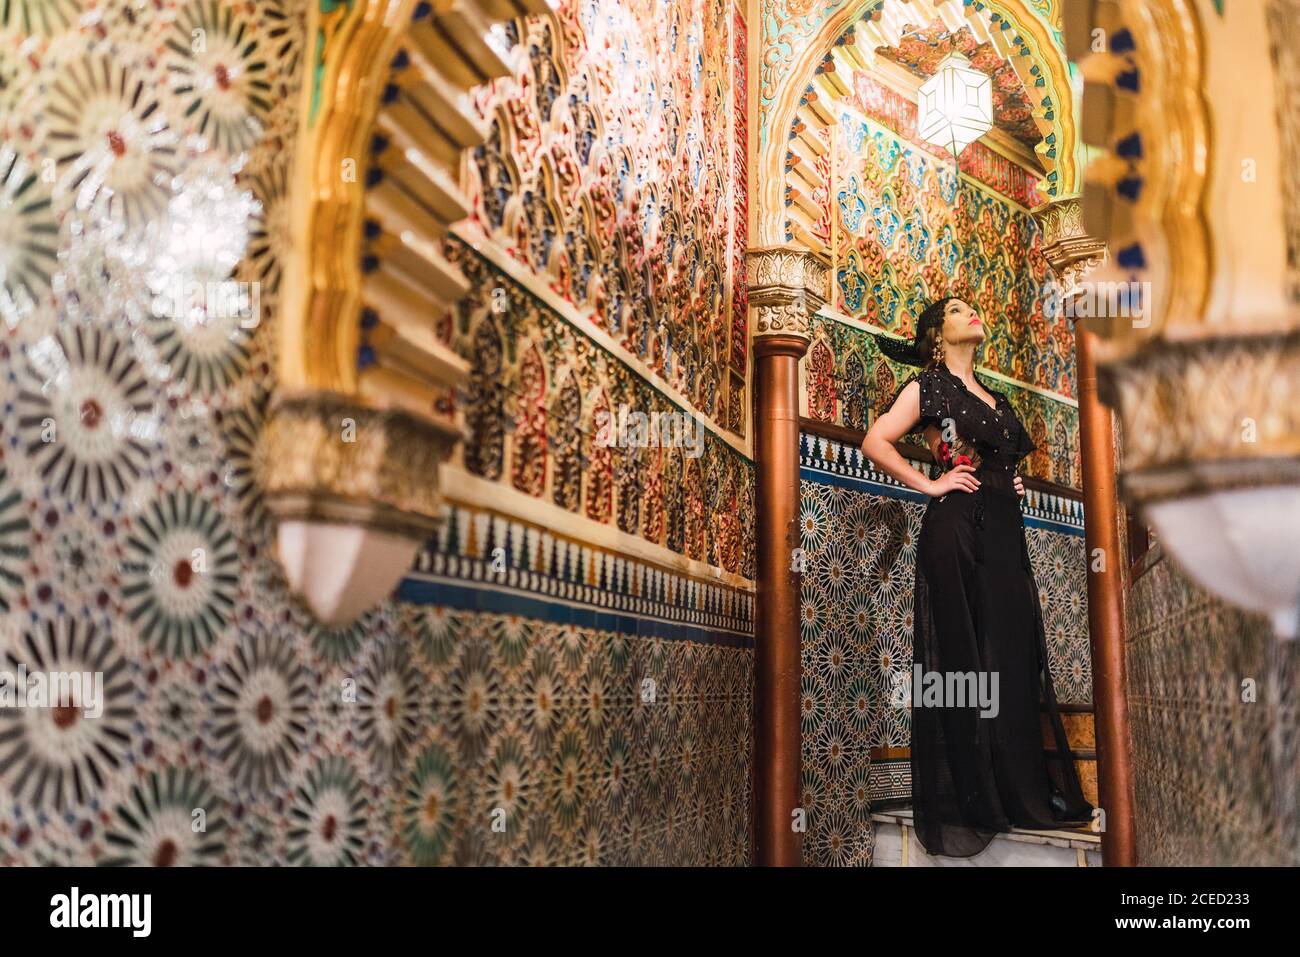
<box><xmin>861</xmin><ymin>380</ymin><xmax>978</xmax><ymax>497</ymax></box>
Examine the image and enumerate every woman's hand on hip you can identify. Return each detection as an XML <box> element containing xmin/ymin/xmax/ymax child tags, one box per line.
<box><xmin>927</xmin><ymin>464</ymin><xmax>980</xmax><ymax>497</ymax></box>
<box><xmin>1013</xmin><ymin>475</ymin><xmax>1025</xmax><ymax>497</ymax></box>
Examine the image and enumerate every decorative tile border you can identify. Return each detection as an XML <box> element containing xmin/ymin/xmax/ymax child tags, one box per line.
<box><xmin>1020</xmin><ymin>486</ymin><xmax>1086</xmax><ymax>533</ymax></box>
<box><xmin>867</xmin><ymin>757</ymin><xmax>912</xmax><ymax>807</ymax></box>
<box><xmin>403</xmin><ymin>505</ymin><xmax>756</xmax><ymax>647</ymax></box>
<box><xmin>799</xmin><ymin>430</ymin><xmax>931</xmax><ymax>503</ymax></box>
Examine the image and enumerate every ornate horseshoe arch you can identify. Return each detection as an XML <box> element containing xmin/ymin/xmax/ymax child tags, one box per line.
<box><xmin>1065</xmin><ymin>0</ymin><xmax>1300</xmax><ymax>635</ymax></box>
<box><xmin>755</xmin><ymin>0</ymin><xmax>1078</xmax><ymax>247</ymax></box>
<box><xmin>266</xmin><ymin>0</ymin><xmax>547</xmax><ymax>625</ymax></box>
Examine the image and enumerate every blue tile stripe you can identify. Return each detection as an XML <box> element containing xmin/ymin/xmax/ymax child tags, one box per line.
<box><xmin>397</xmin><ymin>575</ymin><xmax>754</xmax><ymax>648</ymax></box>
<box><xmin>799</xmin><ymin>465</ymin><xmax>930</xmax><ymax>504</ymax></box>
<box><xmin>413</xmin><ymin>505</ymin><xmax>756</xmax><ymax>635</ymax></box>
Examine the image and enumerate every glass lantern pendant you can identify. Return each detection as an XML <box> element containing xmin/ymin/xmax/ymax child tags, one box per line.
<box><xmin>916</xmin><ymin>52</ymin><xmax>993</xmax><ymax>156</ymax></box>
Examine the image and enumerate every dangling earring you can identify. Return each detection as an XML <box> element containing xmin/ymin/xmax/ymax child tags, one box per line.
<box><xmin>932</xmin><ymin>335</ymin><xmax>944</xmax><ymax>367</ymax></box>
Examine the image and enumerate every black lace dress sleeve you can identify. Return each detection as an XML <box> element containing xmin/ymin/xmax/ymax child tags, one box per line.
<box><xmin>895</xmin><ymin>369</ymin><xmax>948</xmax><ymax>432</ymax></box>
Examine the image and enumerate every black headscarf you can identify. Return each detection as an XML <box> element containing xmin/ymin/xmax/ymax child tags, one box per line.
<box><xmin>874</xmin><ymin>297</ymin><xmax>956</xmax><ymax>368</ymax></box>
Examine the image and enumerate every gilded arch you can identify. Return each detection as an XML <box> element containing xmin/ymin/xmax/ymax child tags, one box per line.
<box><xmin>266</xmin><ymin>0</ymin><xmax>550</xmax><ymax>624</ymax></box>
<box><xmin>756</xmin><ymin>0</ymin><xmax>1078</xmax><ymax>246</ymax></box>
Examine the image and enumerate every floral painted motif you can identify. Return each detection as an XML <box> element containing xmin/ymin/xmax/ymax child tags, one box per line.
<box><xmin>165</xmin><ymin>0</ymin><xmax>272</xmax><ymax>155</ymax></box>
<box><xmin>0</xmin><ymin>147</ymin><xmax>57</xmax><ymax>323</ymax></box>
<box><xmin>285</xmin><ymin>756</ymin><xmax>370</xmax><ymax>866</ymax></box>
<box><xmin>0</xmin><ymin>468</ymin><xmax>30</xmax><ymax>613</ymax></box>
<box><xmin>20</xmin><ymin>330</ymin><xmax>158</xmax><ymax>504</ymax></box>
<box><xmin>511</xmin><ymin>344</ymin><xmax>548</xmax><ymax>497</ymax></box>
<box><xmin>399</xmin><ymin>741</ymin><xmax>458</xmax><ymax>866</ymax></box>
<box><xmin>100</xmin><ymin>766</ymin><xmax>227</xmax><ymax>866</ymax></box>
<box><xmin>0</xmin><ymin>616</ymin><xmax>136</xmax><ymax>812</ymax></box>
<box><xmin>356</xmin><ymin>636</ymin><xmax>422</xmax><ymax>776</ymax></box>
<box><xmin>120</xmin><ymin>489</ymin><xmax>240</xmax><ymax>659</ymax></box>
<box><xmin>211</xmin><ymin>626</ymin><xmax>310</xmax><ymax>791</ymax></box>
<box><xmin>808</xmin><ymin>339</ymin><xmax>837</xmax><ymax>422</ymax></box>
<box><xmin>47</xmin><ymin>54</ymin><xmax>180</xmax><ymax>228</ymax></box>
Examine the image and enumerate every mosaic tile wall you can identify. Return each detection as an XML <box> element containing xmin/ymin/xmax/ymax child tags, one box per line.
<box><xmin>797</xmin><ymin>434</ymin><xmax>1090</xmax><ymax>866</ymax></box>
<box><xmin>1126</xmin><ymin>550</ymin><xmax>1299</xmax><ymax>865</ymax></box>
<box><xmin>395</xmin><ymin>511</ymin><xmax>754</xmax><ymax>866</ymax></box>
<box><xmin>0</xmin><ymin>1</ymin><xmax>753</xmax><ymax>867</ymax></box>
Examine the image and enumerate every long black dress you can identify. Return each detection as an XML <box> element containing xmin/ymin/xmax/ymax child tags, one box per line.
<box><xmin>903</xmin><ymin>363</ymin><xmax>1093</xmax><ymax>858</ymax></box>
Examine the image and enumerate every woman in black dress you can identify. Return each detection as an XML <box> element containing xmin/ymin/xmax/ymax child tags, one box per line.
<box><xmin>861</xmin><ymin>296</ymin><xmax>1093</xmax><ymax>858</ymax></box>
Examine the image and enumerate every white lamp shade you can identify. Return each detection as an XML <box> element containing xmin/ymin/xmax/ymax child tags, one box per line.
<box><xmin>276</xmin><ymin>520</ymin><xmax>422</xmax><ymax>627</ymax></box>
<box><xmin>1145</xmin><ymin>486</ymin><xmax>1300</xmax><ymax>640</ymax></box>
<box><xmin>917</xmin><ymin>52</ymin><xmax>994</xmax><ymax>155</ymax></box>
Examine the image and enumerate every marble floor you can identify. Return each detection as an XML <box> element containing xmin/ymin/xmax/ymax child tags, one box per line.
<box><xmin>872</xmin><ymin>809</ymin><xmax>1102</xmax><ymax>867</ymax></box>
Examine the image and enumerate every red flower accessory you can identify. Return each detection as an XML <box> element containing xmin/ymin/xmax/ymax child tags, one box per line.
<box><xmin>936</xmin><ymin>436</ymin><xmax>980</xmax><ymax>471</ymax></box>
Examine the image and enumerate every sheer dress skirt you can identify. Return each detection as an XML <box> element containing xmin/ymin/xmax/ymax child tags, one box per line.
<box><xmin>910</xmin><ymin>468</ymin><xmax>1093</xmax><ymax>858</ymax></box>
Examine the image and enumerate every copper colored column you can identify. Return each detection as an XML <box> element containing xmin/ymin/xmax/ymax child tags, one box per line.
<box><xmin>752</xmin><ymin>333</ymin><xmax>807</xmax><ymax>866</ymax></box>
<box><xmin>1075</xmin><ymin>326</ymin><xmax>1137</xmax><ymax>866</ymax></box>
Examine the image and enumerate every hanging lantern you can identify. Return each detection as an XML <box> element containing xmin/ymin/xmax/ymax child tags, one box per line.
<box><xmin>916</xmin><ymin>52</ymin><xmax>994</xmax><ymax>156</ymax></box>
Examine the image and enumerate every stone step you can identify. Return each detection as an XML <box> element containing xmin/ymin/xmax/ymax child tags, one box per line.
<box><xmin>872</xmin><ymin>809</ymin><xmax>1101</xmax><ymax>867</ymax></box>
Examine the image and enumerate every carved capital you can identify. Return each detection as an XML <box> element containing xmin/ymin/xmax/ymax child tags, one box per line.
<box><xmin>1101</xmin><ymin>332</ymin><xmax>1300</xmax><ymax>503</ymax></box>
<box><xmin>1033</xmin><ymin>197</ymin><xmax>1108</xmax><ymax>300</ymax></box>
<box><xmin>262</xmin><ymin>392</ymin><xmax>460</xmax><ymax>536</ymax></box>
<box><xmin>745</xmin><ymin>246</ymin><xmax>829</xmax><ymax>342</ymax></box>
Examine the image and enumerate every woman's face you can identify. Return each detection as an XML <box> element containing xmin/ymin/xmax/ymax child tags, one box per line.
<box><xmin>940</xmin><ymin>298</ymin><xmax>986</xmax><ymax>346</ymax></box>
